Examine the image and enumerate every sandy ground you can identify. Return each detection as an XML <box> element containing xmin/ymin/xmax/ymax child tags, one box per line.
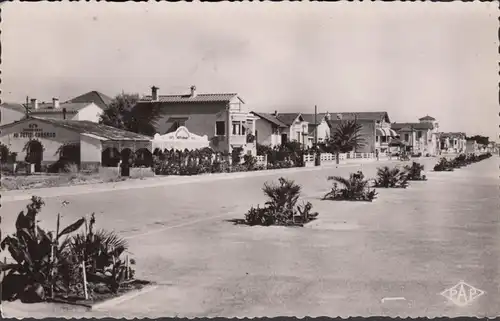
<box><xmin>2</xmin><ymin>157</ymin><xmax>499</xmax><ymax>318</ymax></box>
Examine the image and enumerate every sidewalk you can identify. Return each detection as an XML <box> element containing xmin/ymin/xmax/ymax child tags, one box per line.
<box><xmin>1</xmin><ymin>158</ymin><xmax>406</xmax><ymax>203</ymax></box>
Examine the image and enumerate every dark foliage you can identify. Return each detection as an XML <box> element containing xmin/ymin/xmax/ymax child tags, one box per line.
<box><xmin>99</xmin><ymin>93</ymin><xmax>166</xmax><ymax>136</ymax></box>
<box><xmin>231</xmin><ymin>147</ymin><xmax>244</xmax><ymax>165</ymax></box>
<box><xmin>433</xmin><ymin>157</ymin><xmax>454</xmax><ymax>172</ymax></box>
<box><xmin>324</xmin><ymin>171</ymin><xmax>377</xmax><ymax>202</ymax></box>
<box><xmin>0</xmin><ymin>197</ymin><xmax>137</xmax><ymax>303</ymax></box>
<box><xmin>244</xmin><ymin>177</ymin><xmax>318</xmax><ymax>226</ymax></box>
<box><xmin>374</xmin><ymin>166</ymin><xmax>409</xmax><ymax>188</ymax></box>
<box><xmin>404</xmin><ymin>162</ymin><xmax>427</xmax><ymax>181</ymax></box>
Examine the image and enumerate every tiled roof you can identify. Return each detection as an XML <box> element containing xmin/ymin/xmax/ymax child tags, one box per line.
<box><xmin>1</xmin><ymin>102</ymin><xmax>90</xmax><ymax>114</ymax></box>
<box><xmin>0</xmin><ymin>117</ymin><xmax>152</xmax><ymax>141</ymax></box>
<box><xmin>438</xmin><ymin>132</ymin><xmax>466</xmax><ymax>138</ymax></box>
<box><xmin>329</xmin><ymin>112</ymin><xmax>390</xmax><ymax>122</ymax></box>
<box><xmin>391</xmin><ymin>122</ymin><xmax>434</xmax><ymax>130</ymax></box>
<box><xmin>275</xmin><ymin>113</ymin><xmax>302</xmax><ymax>126</ymax></box>
<box><xmin>139</xmin><ymin>93</ymin><xmax>241</xmax><ymax>104</ymax></box>
<box><xmin>419</xmin><ymin>115</ymin><xmax>436</xmax><ymax>121</ymax></box>
<box><xmin>301</xmin><ymin>113</ymin><xmax>328</xmax><ymax>125</ymax></box>
<box><xmin>0</xmin><ymin>103</ymin><xmax>28</xmax><ymax>113</ymax></box>
<box><xmin>67</xmin><ymin>91</ymin><xmax>113</xmax><ymax>110</ymax></box>
<box><xmin>251</xmin><ymin>112</ymin><xmax>288</xmax><ymax>128</ymax></box>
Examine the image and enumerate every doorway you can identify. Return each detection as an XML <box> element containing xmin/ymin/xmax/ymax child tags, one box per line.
<box><xmin>25</xmin><ymin>140</ymin><xmax>44</xmax><ymax>172</ymax></box>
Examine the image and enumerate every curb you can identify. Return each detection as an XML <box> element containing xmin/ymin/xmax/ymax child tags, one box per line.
<box><xmin>0</xmin><ymin>159</ymin><xmax>416</xmax><ymax>203</ymax></box>
<box><xmin>91</xmin><ymin>284</ymin><xmax>159</xmax><ymax>311</ymax></box>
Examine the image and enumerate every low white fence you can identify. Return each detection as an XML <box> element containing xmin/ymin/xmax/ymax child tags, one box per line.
<box><xmin>256</xmin><ymin>155</ymin><xmax>267</xmax><ymax>165</ymax></box>
<box><xmin>254</xmin><ymin>151</ymin><xmax>377</xmax><ymax>167</ymax></box>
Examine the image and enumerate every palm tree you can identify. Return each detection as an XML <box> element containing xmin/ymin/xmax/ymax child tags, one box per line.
<box><xmin>325</xmin><ymin>120</ymin><xmax>365</xmax><ymax>164</ymax></box>
<box><xmin>99</xmin><ymin>93</ymin><xmax>165</xmax><ymax>136</ymax></box>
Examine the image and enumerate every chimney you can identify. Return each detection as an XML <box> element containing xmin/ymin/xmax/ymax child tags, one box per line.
<box><xmin>31</xmin><ymin>98</ymin><xmax>39</xmax><ymax>110</ymax></box>
<box><xmin>52</xmin><ymin>97</ymin><xmax>60</xmax><ymax>109</ymax></box>
<box><xmin>151</xmin><ymin>86</ymin><xmax>159</xmax><ymax>101</ymax></box>
<box><xmin>190</xmin><ymin>85</ymin><xmax>197</xmax><ymax>98</ymax></box>
<box><xmin>273</xmin><ymin>110</ymin><xmax>278</xmax><ymax>116</ymax></box>
<box><xmin>62</xmin><ymin>107</ymin><xmax>67</xmax><ymax>120</ymax></box>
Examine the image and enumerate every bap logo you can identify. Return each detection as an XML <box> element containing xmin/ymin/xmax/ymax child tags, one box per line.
<box><xmin>440</xmin><ymin>281</ymin><xmax>485</xmax><ymax>307</ymax></box>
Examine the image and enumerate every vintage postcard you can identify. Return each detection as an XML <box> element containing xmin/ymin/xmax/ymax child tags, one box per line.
<box><xmin>0</xmin><ymin>1</ymin><xmax>498</xmax><ymax>318</ymax></box>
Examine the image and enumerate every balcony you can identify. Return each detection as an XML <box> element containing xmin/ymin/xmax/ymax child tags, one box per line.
<box><xmin>230</xmin><ymin>134</ymin><xmax>246</xmax><ymax>146</ymax></box>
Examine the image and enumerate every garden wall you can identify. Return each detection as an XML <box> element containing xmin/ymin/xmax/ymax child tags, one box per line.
<box><xmin>98</xmin><ymin>166</ymin><xmax>155</xmax><ymax>179</ymax></box>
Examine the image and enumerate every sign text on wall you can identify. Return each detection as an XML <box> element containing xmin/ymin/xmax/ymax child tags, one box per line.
<box><xmin>13</xmin><ymin>123</ymin><xmax>56</xmax><ymax>138</ymax></box>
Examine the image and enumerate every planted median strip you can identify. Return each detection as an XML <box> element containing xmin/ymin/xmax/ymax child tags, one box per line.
<box><xmin>0</xmin><ymin>196</ymin><xmax>150</xmax><ymax>308</ymax></box>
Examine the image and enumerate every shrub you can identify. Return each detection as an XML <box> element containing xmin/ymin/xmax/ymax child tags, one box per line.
<box><xmin>243</xmin><ymin>154</ymin><xmax>258</xmax><ymax>171</ymax></box>
<box><xmin>244</xmin><ymin>177</ymin><xmax>318</xmax><ymax>226</ymax></box>
<box><xmin>0</xmin><ymin>197</ymin><xmax>137</xmax><ymax>302</ymax></box>
<box><xmin>433</xmin><ymin>157</ymin><xmax>454</xmax><ymax>172</ymax></box>
<box><xmin>231</xmin><ymin>147</ymin><xmax>244</xmax><ymax>165</ymax></box>
<box><xmin>374</xmin><ymin>166</ymin><xmax>409</xmax><ymax>188</ymax></box>
<box><xmin>0</xmin><ymin>196</ymin><xmax>85</xmax><ymax>302</ymax></box>
<box><xmin>324</xmin><ymin>171</ymin><xmax>377</xmax><ymax>202</ymax></box>
<box><xmin>404</xmin><ymin>162</ymin><xmax>427</xmax><ymax>181</ymax></box>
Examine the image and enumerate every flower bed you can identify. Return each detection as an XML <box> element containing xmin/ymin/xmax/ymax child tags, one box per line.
<box><xmin>152</xmin><ymin>146</ymin><xmax>305</xmax><ymax>176</ymax></box>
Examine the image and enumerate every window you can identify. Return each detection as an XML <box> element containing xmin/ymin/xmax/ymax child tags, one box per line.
<box><xmin>232</xmin><ymin>121</ymin><xmax>244</xmax><ymax>135</ymax></box>
<box><xmin>417</xmin><ymin>131</ymin><xmax>422</xmax><ymax>139</ymax></box>
<box><xmin>215</xmin><ymin>121</ymin><xmax>225</xmax><ymax>136</ymax></box>
<box><xmin>404</xmin><ymin>134</ymin><xmax>409</xmax><ymax>141</ymax></box>
<box><xmin>376</xmin><ymin>136</ymin><xmax>379</xmax><ymax>142</ymax></box>
<box><xmin>166</xmin><ymin>117</ymin><xmax>187</xmax><ymax>133</ymax></box>
<box><xmin>381</xmin><ymin>136</ymin><xmax>387</xmax><ymax>143</ymax></box>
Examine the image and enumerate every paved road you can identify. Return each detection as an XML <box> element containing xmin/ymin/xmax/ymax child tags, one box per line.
<box><xmin>2</xmin><ymin>157</ymin><xmax>499</xmax><ymax>318</ymax></box>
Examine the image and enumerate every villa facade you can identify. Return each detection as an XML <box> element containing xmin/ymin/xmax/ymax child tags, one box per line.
<box><xmin>134</xmin><ymin>86</ymin><xmax>258</xmax><ymax>156</ymax></box>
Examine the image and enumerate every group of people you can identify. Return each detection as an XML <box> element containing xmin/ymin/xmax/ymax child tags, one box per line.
<box><xmin>377</xmin><ymin>148</ymin><xmax>410</xmax><ymax>161</ymax></box>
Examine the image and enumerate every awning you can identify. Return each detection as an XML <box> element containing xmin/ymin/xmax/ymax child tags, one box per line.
<box><xmin>376</xmin><ymin>128</ymin><xmax>398</xmax><ymax>137</ymax></box>
<box><xmin>388</xmin><ymin>139</ymin><xmax>407</xmax><ymax>147</ymax></box>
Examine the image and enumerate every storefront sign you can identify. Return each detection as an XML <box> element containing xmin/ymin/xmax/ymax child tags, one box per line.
<box><xmin>13</xmin><ymin>123</ymin><xmax>56</xmax><ymax>139</ymax></box>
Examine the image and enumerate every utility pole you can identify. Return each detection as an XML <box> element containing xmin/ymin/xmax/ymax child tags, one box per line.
<box><xmin>314</xmin><ymin>105</ymin><xmax>318</xmax><ymax>146</ymax></box>
<box><xmin>314</xmin><ymin>105</ymin><xmax>321</xmax><ymax>166</ymax></box>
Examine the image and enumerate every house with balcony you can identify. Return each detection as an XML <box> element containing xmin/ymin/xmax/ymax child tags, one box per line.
<box><xmin>134</xmin><ymin>86</ymin><xmax>257</xmax><ymax>155</ymax></box>
<box><xmin>437</xmin><ymin>132</ymin><xmax>467</xmax><ymax>153</ymax></box>
<box><xmin>391</xmin><ymin>115</ymin><xmax>440</xmax><ymax>156</ymax></box>
<box><xmin>301</xmin><ymin>113</ymin><xmax>331</xmax><ymax>147</ymax></box>
<box><xmin>326</xmin><ymin>111</ymin><xmax>394</xmax><ymax>154</ymax></box>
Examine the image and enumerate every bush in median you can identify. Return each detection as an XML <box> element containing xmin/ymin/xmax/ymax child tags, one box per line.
<box><xmin>374</xmin><ymin>166</ymin><xmax>409</xmax><ymax>188</ymax></box>
<box><xmin>403</xmin><ymin>162</ymin><xmax>427</xmax><ymax>181</ymax></box>
<box><xmin>244</xmin><ymin>177</ymin><xmax>318</xmax><ymax>226</ymax></box>
<box><xmin>323</xmin><ymin>171</ymin><xmax>377</xmax><ymax>202</ymax></box>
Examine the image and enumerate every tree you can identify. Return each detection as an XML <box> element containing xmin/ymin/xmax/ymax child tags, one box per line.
<box><xmin>99</xmin><ymin>93</ymin><xmax>165</xmax><ymax>136</ymax></box>
<box><xmin>325</xmin><ymin>120</ymin><xmax>365</xmax><ymax>164</ymax></box>
<box><xmin>466</xmin><ymin>135</ymin><xmax>489</xmax><ymax>146</ymax></box>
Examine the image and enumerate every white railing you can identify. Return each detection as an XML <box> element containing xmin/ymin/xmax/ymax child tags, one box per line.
<box><xmin>303</xmin><ymin>154</ymin><xmax>315</xmax><ymax>163</ymax></box>
<box><xmin>256</xmin><ymin>155</ymin><xmax>266</xmax><ymax>165</ymax></box>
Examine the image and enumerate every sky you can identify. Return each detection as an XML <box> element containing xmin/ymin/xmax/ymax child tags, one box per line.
<box><xmin>2</xmin><ymin>2</ymin><xmax>498</xmax><ymax>140</ymax></box>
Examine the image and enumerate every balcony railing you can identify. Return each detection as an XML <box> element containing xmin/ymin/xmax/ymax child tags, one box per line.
<box><xmin>230</xmin><ymin>135</ymin><xmax>246</xmax><ymax>146</ymax></box>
